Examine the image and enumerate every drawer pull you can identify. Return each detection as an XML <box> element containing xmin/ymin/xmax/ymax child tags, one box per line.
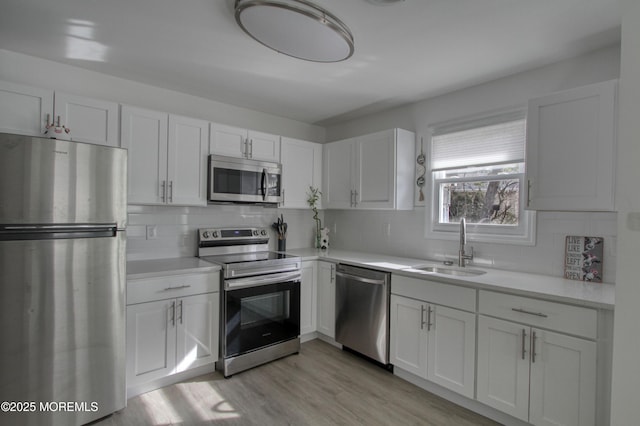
<box><xmin>163</xmin><ymin>285</ymin><xmax>192</xmax><ymax>291</ymax></box>
<box><xmin>426</xmin><ymin>305</ymin><xmax>433</xmax><ymax>331</ymax></box>
<box><xmin>511</xmin><ymin>307</ymin><xmax>548</xmax><ymax>318</ymax></box>
<box><xmin>521</xmin><ymin>329</ymin><xmax>527</xmax><ymax>360</ymax></box>
<box><xmin>532</xmin><ymin>331</ymin><xmax>538</xmax><ymax>363</ymax></box>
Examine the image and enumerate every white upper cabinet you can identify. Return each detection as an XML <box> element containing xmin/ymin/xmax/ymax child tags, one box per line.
<box><xmin>0</xmin><ymin>81</ymin><xmax>119</xmax><ymax>146</ymax></box>
<box><xmin>526</xmin><ymin>80</ymin><xmax>617</xmax><ymax>211</ymax></box>
<box><xmin>209</xmin><ymin>123</ymin><xmax>280</xmax><ymax>162</ymax></box>
<box><xmin>167</xmin><ymin>115</ymin><xmax>209</xmax><ymax>206</ymax></box>
<box><xmin>121</xmin><ymin>105</ymin><xmax>208</xmax><ymax>206</ymax></box>
<box><xmin>323</xmin><ymin>129</ymin><xmax>415</xmax><ymax>210</ymax></box>
<box><xmin>53</xmin><ymin>92</ymin><xmax>119</xmax><ymax>146</ymax></box>
<box><xmin>324</xmin><ymin>137</ymin><xmax>356</xmax><ymax>209</ymax></box>
<box><xmin>0</xmin><ymin>81</ymin><xmax>53</xmax><ymax>137</ymax></box>
<box><xmin>280</xmin><ymin>137</ymin><xmax>323</xmax><ymax>209</ymax></box>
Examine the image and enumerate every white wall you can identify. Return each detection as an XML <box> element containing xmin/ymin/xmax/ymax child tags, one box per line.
<box><xmin>610</xmin><ymin>1</ymin><xmax>640</xmax><ymax>424</ymax></box>
<box><xmin>324</xmin><ymin>45</ymin><xmax>621</xmax><ymax>280</ymax></box>
<box><xmin>0</xmin><ymin>49</ymin><xmax>325</xmax><ymax>142</ymax></box>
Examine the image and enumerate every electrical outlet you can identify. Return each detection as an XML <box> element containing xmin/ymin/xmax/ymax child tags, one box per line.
<box><xmin>146</xmin><ymin>225</ymin><xmax>157</xmax><ymax>240</ymax></box>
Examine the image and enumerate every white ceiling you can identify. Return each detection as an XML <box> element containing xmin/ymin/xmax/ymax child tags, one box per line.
<box><xmin>0</xmin><ymin>0</ymin><xmax>621</xmax><ymax>126</ymax></box>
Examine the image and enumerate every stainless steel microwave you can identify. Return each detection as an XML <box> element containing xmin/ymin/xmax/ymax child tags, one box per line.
<box><xmin>208</xmin><ymin>155</ymin><xmax>282</xmax><ymax>204</ymax></box>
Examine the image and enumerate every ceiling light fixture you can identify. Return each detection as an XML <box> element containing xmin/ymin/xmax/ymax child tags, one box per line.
<box><xmin>234</xmin><ymin>0</ymin><xmax>354</xmax><ymax>63</ymax></box>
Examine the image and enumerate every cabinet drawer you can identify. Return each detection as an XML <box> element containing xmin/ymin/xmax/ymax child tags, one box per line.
<box><xmin>127</xmin><ymin>272</ymin><xmax>220</xmax><ymax>305</ymax></box>
<box><xmin>478</xmin><ymin>290</ymin><xmax>597</xmax><ymax>339</ymax></box>
<box><xmin>392</xmin><ymin>274</ymin><xmax>476</xmax><ymax>312</ymax></box>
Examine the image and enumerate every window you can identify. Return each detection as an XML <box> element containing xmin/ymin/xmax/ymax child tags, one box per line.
<box><xmin>428</xmin><ymin>110</ymin><xmax>535</xmax><ymax>245</ymax></box>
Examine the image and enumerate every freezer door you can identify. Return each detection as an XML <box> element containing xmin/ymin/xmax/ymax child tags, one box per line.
<box><xmin>0</xmin><ymin>133</ymin><xmax>127</xmax><ymax>228</ymax></box>
<box><xmin>0</xmin><ymin>231</ymin><xmax>126</xmax><ymax>426</ymax></box>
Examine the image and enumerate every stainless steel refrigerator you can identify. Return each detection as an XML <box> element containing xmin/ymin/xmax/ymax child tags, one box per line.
<box><xmin>0</xmin><ymin>133</ymin><xmax>127</xmax><ymax>425</ymax></box>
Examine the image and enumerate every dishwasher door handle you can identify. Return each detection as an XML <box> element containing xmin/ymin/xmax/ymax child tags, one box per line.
<box><xmin>335</xmin><ymin>271</ymin><xmax>386</xmax><ymax>285</ymax></box>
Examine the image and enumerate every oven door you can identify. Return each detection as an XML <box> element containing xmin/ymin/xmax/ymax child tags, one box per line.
<box><xmin>208</xmin><ymin>155</ymin><xmax>281</xmax><ymax>204</ymax></box>
<box><xmin>224</xmin><ymin>271</ymin><xmax>300</xmax><ymax>358</ymax></box>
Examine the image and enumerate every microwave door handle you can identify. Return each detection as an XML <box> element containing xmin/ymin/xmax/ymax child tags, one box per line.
<box><xmin>261</xmin><ymin>168</ymin><xmax>267</xmax><ymax>201</ymax></box>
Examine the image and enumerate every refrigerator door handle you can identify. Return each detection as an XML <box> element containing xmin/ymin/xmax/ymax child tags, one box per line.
<box><xmin>0</xmin><ymin>224</ymin><xmax>118</xmax><ymax>241</ymax></box>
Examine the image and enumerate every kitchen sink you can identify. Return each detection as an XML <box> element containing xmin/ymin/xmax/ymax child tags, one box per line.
<box><xmin>411</xmin><ymin>266</ymin><xmax>486</xmax><ymax>276</ymax></box>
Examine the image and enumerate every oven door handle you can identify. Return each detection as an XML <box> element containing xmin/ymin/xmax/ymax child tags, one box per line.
<box><xmin>225</xmin><ymin>271</ymin><xmax>302</xmax><ymax>290</ymax></box>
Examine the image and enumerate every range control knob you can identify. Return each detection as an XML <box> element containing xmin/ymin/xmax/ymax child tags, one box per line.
<box><xmin>253</xmin><ymin>230</ymin><xmax>259</xmax><ymax>236</ymax></box>
<box><xmin>260</xmin><ymin>229</ymin><xmax>267</xmax><ymax>236</ymax></box>
<box><xmin>202</xmin><ymin>231</ymin><xmax>209</xmax><ymax>239</ymax></box>
<box><xmin>212</xmin><ymin>231</ymin><xmax>219</xmax><ymax>238</ymax></box>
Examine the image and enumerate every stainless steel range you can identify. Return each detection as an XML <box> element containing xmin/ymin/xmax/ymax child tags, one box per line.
<box><xmin>198</xmin><ymin>227</ymin><xmax>301</xmax><ymax>377</ymax></box>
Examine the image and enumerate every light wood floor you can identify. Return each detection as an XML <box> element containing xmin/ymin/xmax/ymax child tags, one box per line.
<box><xmin>97</xmin><ymin>339</ymin><xmax>501</xmax><ymax>425</ymax></box>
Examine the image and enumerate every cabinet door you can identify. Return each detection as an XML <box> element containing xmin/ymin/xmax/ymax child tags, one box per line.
<box><xmin>529</xmin><ymin>329</ymin><xmax>596</xmax><ymax>426</ymax></box>
<box><xmin>477</xmin><ymin>316</ymin><xmax>530</xmax><ymax>422</ymax></box>
<box><xmin>427</xmin><ymin>305</ymin><xmax>476</xmax><ymax>398</ymax></box>
<box><xmin>126</xmin><ymin>299</ymin><xmax>177</xmax><ymax>387</ymax></box>
<box><xmin>300</xmin><ymin>261</ymin><xmax>318</xmax><ymax>335</ymax></box>
<box><xmin>54</xmin><ymin>92</ymin><xmax>119</xmax><ymax>146</ymax></box>
<box><xmin>389</xmin><ymin>295</ymin><xmax>428</xmax><ymax>377</ymax></box>
<box><xmin>121</xmin><ymin>106</ymin><xmax>168</xmax><ymax>204</ymax></box>
<box><xmin>248</xmin><ymin>130</ymin><xmax>280</xmax><ymax>162</ymax></box>
<box><xmin>526</xmin><ymin>80</ymin><xmax>617</xmax><ymax>211</ymax></box>
<box><xmin>175</xmin><ymin>293</ymin><xmax>219</xmax><ymax>373</ymax></box>
<box><xmin>316</xmin><ymin>261</ymin><xmax>335</xmax><ymax>338</ymax></box>
<box><xmin>167</xmin><ymin>115</ymin><xmax>208</xmax><ymax>206</ymax></box>
<box><xmin>324</xmin><ymin>139</ymin><xmax>355</xmax><ymax>209</ymax></box>
<box><xmin>280</xmin><ymin>137</ymin><xmax>323</xmax><ymax>209</ymax></box>
<box><xmin>355</xmin><ymin>130</ymin><xmax>395</xmax><ymax>209</ymax></box>
<box><xmin>209</xmin><ymin>123</ymin><xmax>247</xmax><ymax>158</ymax></box>
<box><xmin>0</xmin><ymin>81</ymin><xmax>53</xmax><ymax>136</ymax></box>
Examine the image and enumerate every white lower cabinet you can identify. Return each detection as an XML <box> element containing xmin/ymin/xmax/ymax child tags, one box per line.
<box><xmin>316</xmin><ymin>261</ymin><xmax>336</xmax><ymax>338</ymax></box>
<box><xmin>390</xmin><ymin>294</ymin><xmax>476</xmax><ymax>398</ymax></box>
<box><xmin>477</xmin><ymin>291</ymin><xmax>597</xmax><ymax>426</ymax></box>
<box><xmin>300</xmin><ymin>261</ymin><xmax>318</xmax><ymax>336</ymax></box>
<box><xmin>126</xmin><ymin>272</ymin><xmax>219</xmax><ymax>396</ymax></box>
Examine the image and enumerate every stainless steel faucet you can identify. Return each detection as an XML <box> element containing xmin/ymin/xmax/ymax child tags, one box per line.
<box><xmin>458</xmin><ymin>218</ymin><xmax>474</xmax><ymax>267</ymax></box>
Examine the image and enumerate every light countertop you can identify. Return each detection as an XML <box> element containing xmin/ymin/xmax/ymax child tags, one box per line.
<box><xmin>127</xmin><ymin>257</ymin><xmax>221</xmax><ymax>280</ymax></box>
<box><xmin>288</xmin><ymin>248</ymin><xmax>615</xmax><ymax>310</ymax></box>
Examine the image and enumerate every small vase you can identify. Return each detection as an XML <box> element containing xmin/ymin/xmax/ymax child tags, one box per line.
<box><xmin>315</xmin><ymin>221</ymin><xmax>322</xmax><ymax>249</ymax></box>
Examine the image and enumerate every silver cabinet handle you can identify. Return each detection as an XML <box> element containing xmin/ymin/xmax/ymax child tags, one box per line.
<box><xmin>163</xmin><ymin>285</ymin><xmax>191</xmax><ymax>291</ymax></box>
<box><xmin>426</xmin><ymin>305</ymin><xmax>433</xmax><ymax>331</ymax></box>
<box><xmin>178</xmin><ymin>300</ymin><xmax>183</xmax><ymax>324</ymax></box>
<box><xmin>169</xmin><ymin>301</ymin><xmax>176</xmax><ymax>327</ymax></box>
<box><xmin>330</xmin><ymin>265</ymin><xmax>334</xmax><ymax>283</ymax></box>
<box><xmin>511</xmin><ymin>308</ymin><xmax>548</xmax><ymax>318</ymax></box>
<box><xmin>420</xmin><ymin>305</ymin><xmax>426</xmax><ymax>330</ymax></box>
<box><xmin>242</xmin><ymin>138</ymin><xmax>247</xmax><ymax>157</ymax></box>
<box><xmin>249</xmin><ymin>139</ymin><xmax>253</xmax><ymax>158</ymax></box>
<box><xmin>521</xmin><ymin>329</ymin><xmax>527</xmax><ymax>360</ymax></box>
<box><xmin>161</xmin><ymin>180</ymin><xmax>166</xmax><ymax>202</ymax></box>
<box><xmin>281</xmin><ymin>188</ymin><xmax>285</xmax><ymax>206</ymax></box>
<box><xmin>354</xmin><ymin>190</ymin><xmax>358</xmax><ymax>207</ymax></box>
<box><xmin>527</xmin><ymin>179</ymin><xmax>532</xmax><ymax>207</ymax></box>
<box><xmin>169</xmin><ymin>181</ymin><xmax>173</xmax><ymax>203</ymax></box>
<box><xmin>531</xmin><ymin>331</ymin><xmax>538</xmax><ymax>363</ymax></box>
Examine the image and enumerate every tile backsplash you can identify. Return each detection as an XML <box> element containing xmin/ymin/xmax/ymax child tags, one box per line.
<box><xmin>324</xmin><ymin>208</ymin><xmax>618</xmax><ymax>283</ymax></box>
<box><xmin>127</xmin><ymin>204</ymin><xmax>322</xmax><ymax>261</ymax></box>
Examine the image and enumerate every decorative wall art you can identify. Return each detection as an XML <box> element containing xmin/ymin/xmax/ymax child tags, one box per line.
<box><xmin>564</xmin><ymin>236</ymin><xmax>603</xmax><ymax>283</ymax></box>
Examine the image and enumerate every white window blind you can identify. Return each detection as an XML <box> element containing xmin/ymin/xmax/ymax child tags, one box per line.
<box><xmin>431</xmin><ymin>112</ymin><xmax>526</xmax><ymax>171</ymax></box>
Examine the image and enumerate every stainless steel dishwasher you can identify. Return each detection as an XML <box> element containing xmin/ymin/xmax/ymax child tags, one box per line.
<box><xmin>335</xmin><ymin>264</ymin><xmax>391</xmax><ymax>367</ymax></box>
